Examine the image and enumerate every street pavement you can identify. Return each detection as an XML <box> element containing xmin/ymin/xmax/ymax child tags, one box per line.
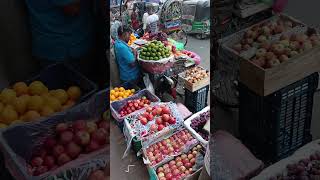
<box><xmin>185</xmin><ymin>35</ymin><xmax>210</xmax><ymax>70</ymax></box>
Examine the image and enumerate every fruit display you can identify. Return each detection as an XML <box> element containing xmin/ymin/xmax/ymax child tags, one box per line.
<box><xmin>138</xmin><ymin>105</ymin><xmax>176</xmax><ymax>133</ymax></box>
<box><xmin>128</xmin><ymin>33</ymin><xmax>137</xmax><ymax>46</ymax></box>
<box><xmin>145</xmin><ymin>129</ymin><xmax>197</xmax><ymax>166</ymax></box>
<box><xmin>110</xmin><ymin>87</ymin><xmax>135</xmax><ymax>102</ymax></box>
<box><xmin>190</xmin><ymin>111</ymin><xmax>210</xmax><ymax>141</ymax></box>
<box><xmin>28</xmin><ymin>118</ymin><xmax>109</xmax><ymax>176</ymax></box>
<box><xmin>231</xmin><ymin>18</ymin><xmax>299</xmax><ymax>53</ymax></box>
<box><xmin>0</xmin><ymin>81</ymin><xmax>81</xmax><ymax>127</ymax></box>
<box><xmin>139</xmin><ymin>41</ymin><xmax>172</xmax><ymax>61</ymax></box>
<box><xmin>88</xmin><ymin>165</ymin><xmax>109</xmax><ymax>180</ymax></box>
<box><xmin>250</xmin><ymin>32</ymin><xmax>320</xmax><ymax>69</ymax></box>
<box><xmin>118</xmin><ymin>96</ymin><xmax>151</xmax><ymax>117</ymax></box>
<box><xmin>183</xmin><ymin>66</ymin><xmax>209</xmax><ymax>84</ymax></box>
<box><xmin>155</xmin><ymin>144</ymin><xmax>203</xmax><ymax>180</ymax></box>
<box><xmin>269</xmin><ymin>151</ymin><xmax>320</xmax><ymax>180</ymax></box>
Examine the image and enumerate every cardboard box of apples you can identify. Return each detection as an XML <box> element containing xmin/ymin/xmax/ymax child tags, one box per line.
<box><xmin>123</xmin><ymin>102</ymin><xmax>184</xmax><ymax>154</ymax></box>
<box><xmin>0</xmin><ymin>90</ymin><xmax>109</xmax><ymax>180</ymax></box>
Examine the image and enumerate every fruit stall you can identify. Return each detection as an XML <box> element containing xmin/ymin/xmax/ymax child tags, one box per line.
<box><xmin>0</xmin><ymin>64</ymin><xmax>110</xmax><ymax>180</ymax></box>
<box><xmin>213</xmin><ymin>11</ymin><xmax>320</xmax><ymax>179</ymax></box>
<box><xmin>109</xmin><ymin>30</ymin><xmax>210</xmax><ymax>179</ymax></box>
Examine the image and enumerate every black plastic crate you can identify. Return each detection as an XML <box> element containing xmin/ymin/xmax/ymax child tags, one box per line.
<box><xmin>239</xmin><ymin>73</ymin><xmax>319</xmax><ymax>163</ymax></box>
<box><xmin>185</xmin><ymin>85</ymin><xmax>209</xmax><ymax>113</ymax></box>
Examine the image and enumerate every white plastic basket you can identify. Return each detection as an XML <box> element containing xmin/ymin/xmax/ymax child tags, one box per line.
<box><xmin>184</xmin><ymin>106</ymin><xmax>210</xmax><ymax>146</ymax></box>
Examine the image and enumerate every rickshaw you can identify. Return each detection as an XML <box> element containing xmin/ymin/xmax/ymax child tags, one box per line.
<box><xmin>181</xmin><ymin>0</ymin><xmax>210</xmax><ymax>39</ymax></box>
<box><xmin>158</xmin><ymin>0</ymin><xmax>188</xmax><ymax>47</ymax></box>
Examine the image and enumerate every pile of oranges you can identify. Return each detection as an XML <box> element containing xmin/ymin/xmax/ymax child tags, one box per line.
<box><xmin>110</xmin><ymin>87</ymin><xmax>135</xmax><ymax>102</ymax></box>
<box><xmin>128</xmin><ymin>34</ymin><xmax>137</xmax><ymax>46</ymax></box>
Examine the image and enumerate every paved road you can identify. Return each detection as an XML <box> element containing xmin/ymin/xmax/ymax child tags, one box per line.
<box><xmin>185</xmin><ymin>35</ymin><xmax>210</xmax><ymax>70</ymax></box>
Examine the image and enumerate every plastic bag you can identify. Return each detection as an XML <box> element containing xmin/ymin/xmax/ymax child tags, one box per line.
<box><xmin>143</xmin><ymin>73</ymin><xmax>155</xmax><ymax>94</ymax></box>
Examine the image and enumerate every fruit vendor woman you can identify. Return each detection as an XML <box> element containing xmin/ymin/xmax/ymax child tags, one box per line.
<box><xmin>114</xmin><ymin>26</ymin><xmax>141</xmax><ymax>85</ymax></box>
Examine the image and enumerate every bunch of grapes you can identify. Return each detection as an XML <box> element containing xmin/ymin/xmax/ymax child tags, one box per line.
<box><xmin>270</xmin><ymin>151</ymin><xmax>320</xmax><ymax>180</ymax></box>
<box><xmin>190</xmin><ymin>111</ymin><xmax>210</xmax><ymax>141</ymax></box>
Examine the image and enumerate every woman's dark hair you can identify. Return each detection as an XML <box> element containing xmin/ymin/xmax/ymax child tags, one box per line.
<box><xmin>118</xmin><ymin>26</ymin><xmax>132</xmax><ymax>37</ymax></box>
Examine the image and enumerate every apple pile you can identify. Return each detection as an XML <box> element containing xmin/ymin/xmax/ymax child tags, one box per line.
<box><xmin>184</xmin><ymin>67</ymin><xmax>209</xmax><ymax>84</ymax></box>
<box><xmin>138</xmin><ymin>105</ymin><xmax>176</xmax><ymax>132</ymax></box>
<box><xmin>232</xmin><ymin>19</ymin><xmax>296</xmax><ymax>53</ymax></box>
<box><xmin>145</xmin><ymin>129</ymin><xmax>196</xmax><ymax>166</ymax></box>
<box><xmin>251</xmin><ymin>33</ymin><xmax>320</xmax><ymax>69</ymax></box>
<box><xmin>156</xmin><ymin>144</ymin><xmax>203</xmax><ymax>180</ymax></box>
<box><xmin>190</xmin><ymin>111</ymin><xmax>210</xmax><ymax>141</ymax></box>
<box><xmin>118</xmin><ymin>96</ymin><xmax>151</xmax><ymax>117</ymax></box>
<box><xmin>182</xmin><ymin>51</ymin><xmax>196</xmax><ymax>59</ymax></box>
<box><xmin>28</xmin><ymin>119</ymin><xmax>109</xmax><ymax>176</ymax></box>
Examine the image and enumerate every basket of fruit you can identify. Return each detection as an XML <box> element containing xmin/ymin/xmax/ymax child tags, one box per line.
<box><xmin>109</xmin><ymin>83</ymin><xmax>139</xmax><ymax>102</ymax></box>
<box><xmin>138</xmin><ymin>40</ymin><xmax>175</xmax><ymax>74</ymax></box>
<box><xmin>147</xmin><ymin>142</ymin><xmax>206</xmax><ymax>180</ymax></box>
<box><xmin>110</xmin><ymin>89</ymin><xmax>161</xmax><ymax>122</ymax></box>
<box><xmin>142</xmin><ymin>129</ymin><xmax>199</xmax><ymax>167</ymax></box>
<box><xmin>178</xmin><ymin>66</ymin><xmax>210</xmax><ymax>92</ymax></box>
<box><xmin>0</xmin><ymin>89</ymin><xmax>109</xmax><ymax>180</ymax></box>
<box><xmin>123</xmin><ymin>102</ymin><xmax>184</xmax><ymax>155</ymax></box>
<box><xmin>184</xmin><ymin>107</ymin><xmax>210</xmax><ymax>145</ymax></box>
<box><xmin>0</xmin><ymin>63</ymin><xmax>97</xmax><ymax>129</ymax></box>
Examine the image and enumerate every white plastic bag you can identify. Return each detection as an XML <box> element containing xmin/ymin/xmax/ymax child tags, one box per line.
<box><xmin>143</xmin><ymin>73</ymin><xmax>155</xmax><ymax>94</ymax></box>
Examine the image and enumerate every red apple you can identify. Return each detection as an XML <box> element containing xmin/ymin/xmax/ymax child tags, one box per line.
<box><xmin>146</xmin><ymin>107</ymin><xmax>152</xmax><ymax>113</ymax></box>
<box><xmin>162</xmin><ymin>114</ymin><xmax>170</xmax><ymax>122</ymax></box>
<box><xmin>57</xmin><ymin>153</ymin><xmax>71</xmax><ymax>165</ymax></box>
<box><xmin>86</xmin><ymin>140</ymin><xmax>101</xmax><ymax>152</ymax></box>
<box><xmin>173</xmin><ymin>169</ymin><xmax>180</xmax><ymax>176</ymax></box>
<box><xmin>146</xmin><ymin>114</ymin><xmax>154</xmax><ymax>121</ymax></box>
<box><xmin>157</xmin><ymin>167</ymin><xmax>164</xmax><ymax>173</ymax></box>
<box><xmin>73</xmin><ymin>120</ymin><xmax>87</xmax><ymax>131</ymax></box>
<box><xmin>176</xmin><ymin>157</ymin><xmax>182</xmax><ymax>162</ymax></box>
<box><xmin>152</xmin><ymin>109</ymin><xmax>158</xmax><ymax>116</ymax></box>
<box><xmin>156</xmin><ymin>108</ymin><xmax>162</xmax><ymax>115</ymax></box>
<box><xmin>164</xmin><ymin>168</ymin><xmax>171</xmax><ymax>175</ymax></box>
<box><xmin>176</xmin><ymin>161</ymin><xmax>183</xmax><ymax>167</ymax></box>
<box><xmin>31</xmin><ymin>157</ymin><xmax>43</xmax><ymax>167</ymax></box>
<box><xmin>179</xmin><ymin>166</ymin><xmax>186</xmax><ymax>172</ymax></box>
<box><xmin>142</xmin><ymin>112</ymin><xmax>149</xmax><ymax>117</ymax></box>
<box><xmin>187</xmin><ymin>154</ymin><xmax>194</xmax><ymax>159</ymax></box>
<box><xmin>91</xmin><ymin>128</ymin><xmax>107</xmax><ymax>145</ymax></box>
<box><xmin>162</xmin><ymin>107</ymin><xmax>170</xmax><ymax>114</ymax></box>
<box><xmin>66</xmin><ymin>142</ymin><xmax>82</xmax><ymax>159</ymax></box>
<box><xmin>163</xmin><ymin>164</ymin><xmax>169</xmax><ymax>169</ymax></box>
<box><xmin>185</xmin><ymin>162</ymin><xmax>192</xmax><ymax>169</ymax></box>
<box><xmin>190</xmin><ymin>158</ymin><xmax>196</xmax><ymax>165</ymax></box>
<box><xmin>55</xmin><ymin>123</ymin><xmax>68</xmax><ymax>133</ymax></box>
<box><xmin>166</xmin><ymin>173</ymin><xmax>173</xmax><ymax>179</ymax></box>
<box><xmin>182</xmin><ymin>158</ymin><xmax>189</xmax><ymax>164</ymax></box>
<box><xmin>158</xmin><ymin>124</ymin><xmax>165</xmax><ymax>131</ymax></box>
<box><xmin>168</xmin><ymin>117</ymin><xmax>176</xmax><ymax>124</ymax></box>
<box><xmin>140</xmin><ymin>117</ymin><xmax>148</xmax><ymax>125</ymax></box>
<box><xmin>53</xmin><ymin>145</ymin><xmax>65</xmax><ymax>158</ymax></box>
<box><xmin>60</xmin><ymin>131</ymin><xmax>74</xmax><ymax>145</ymax></box>
<box><xmin>171</xmin><ymin>165</ymin><xmax>178</xmax><ymax>170</ymax></box>
<box><xmin>150</xmin><ymin>124</ymin><xmax>157</xmax><ymax>131</ymax></box>
<box><xmin>156</xmin><ymin>118</ymin><xmax>163</xmax><ymax>125</ymax></box>
<box><xmin>44</xmin><ymin>138</ymin><xmax>57</xmax><ymax>149</ymax></box>
<box><xmin>43</xmin><ymin>156</ymin><xmax>55</xmax><ymax>168</ymax></box>
<box><xmin>158</xmin><ymin>172</ymin><xmax>165</xmax><ymax>178</ymax></box>
<box><xmin>97</xmin><ymin>120</ymin><xmax>109</xmax><ymax>131</ymax></box>
<box><xmin>74</xmin><ymin>131</ymin><xmax>90</xmax><ymax>146</ymax></box>
<box><xmin>169</xmin><ymin>160</ymin><xmax>176</xmax><ymax>166</ymax></box>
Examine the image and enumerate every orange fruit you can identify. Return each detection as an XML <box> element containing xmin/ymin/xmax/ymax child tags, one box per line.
<box><xmin>28</xmin><ymin>81</ymin><xmax>48</xmax><ymax>95</ymax></box>
<box><xmin>13</xmin><ymin>82</ymin><xmax>29</xmax><ymax>96</ymax></box>
<box><xmin>67</xmin><ymin>86</ymin><xmax>81</xmax><ymax>100</ymax></box>
<box><xmin>0</xmin><ymin>106</ymin><xmax>18</xmax><ymax>124</ymax></box>
<box><xmin>51</xmin><ymin>89</ymin><xmax>68</xmax><ymax>105</ymax></box>
<box><xmin>27</xmin><ymin>95</ymin><xmax>44</xmax><ymax>111</ymax></box>
<box><xmin>41</xmin><ymin>106</ymin><xmax>55</xmax><ymax>117</ymax></box>
<box><xmin>23</xmin><ymin>111</ymin><xmax>41</xmax><ymax>121</ymax></box>
<box><xmin>0</xmin><ymin>88</ymin><xmax>16</xmax><ymax>105</ymax></box>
